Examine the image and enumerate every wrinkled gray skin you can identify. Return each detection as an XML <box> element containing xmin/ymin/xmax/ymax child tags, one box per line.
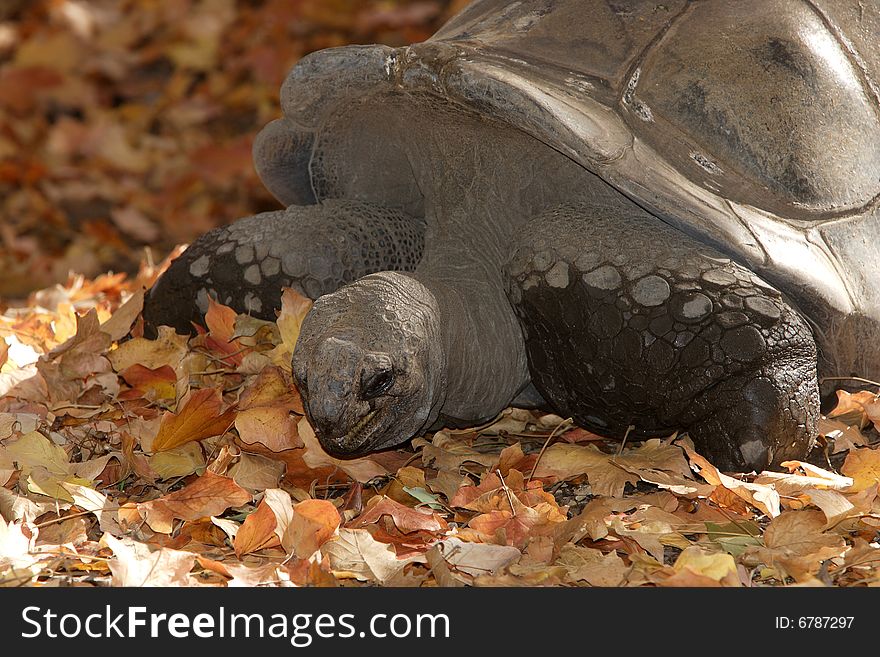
<box><xmin>145</xmin><ymin>0</ymin><xmax>880</xmax><ymax>471</ymax></box>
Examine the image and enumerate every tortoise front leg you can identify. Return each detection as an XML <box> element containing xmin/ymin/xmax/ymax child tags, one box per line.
<box><xmin>144</xmin><ymin>200</ymin><xmax>424</xmax><ymax>334</ymax></box>
<box><xmin>505</xmin><ymin>203</ymin><xmax>819</xmax><ymax>472</ymax></box>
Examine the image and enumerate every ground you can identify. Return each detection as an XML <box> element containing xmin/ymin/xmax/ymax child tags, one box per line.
<box><xmin>1</xmin><ymin>1</ymin><xmax>880</xmax><ymax>588</ymax></box>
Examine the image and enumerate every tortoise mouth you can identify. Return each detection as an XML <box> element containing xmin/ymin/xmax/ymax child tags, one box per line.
<box><xmin>320</xmin><ymin>409</ymin><xmax>383</xmax><ymax>458</ymax></box>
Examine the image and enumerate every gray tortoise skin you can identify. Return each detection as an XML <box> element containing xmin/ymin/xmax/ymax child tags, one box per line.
<box><xmin>145</xmin><ymin>0</ymin><xmax>880</xmax><ymax>471</ymax></box>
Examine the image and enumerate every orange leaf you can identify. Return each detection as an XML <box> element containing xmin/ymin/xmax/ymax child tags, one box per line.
<box><xmin>234</xmin><ymin>499</ymin><xmax>281</xmax><ymax>557</ymax></box>
<box><xmin>119</xmin><ymin>364</ymin><xmax>177</xmax><ymax>402</ymax></box>
<box><xmin>204</xmin><ymin>296</ymin><xmax>244</xmax><ymax>365</ymax></box>
<box><xmin>284</xmin><ymin>498</ymin><xmax>340</xmax><ymax>559</ymax></box>
<box><xmin>277</xmin><ymin>287</ymin><xmax>313</xmax><ymax>354</ymax></box>
<box><xmin>138</xmin><ymin>472</ymin><xmax>252</xmax><ymax>534</ymax></box>
<box><xmin>153</xmin><ymin>388</ymin><xmax>236</xmax><ymax>452</ymax></box>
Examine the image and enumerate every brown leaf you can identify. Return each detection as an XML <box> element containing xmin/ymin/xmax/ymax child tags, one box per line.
<box><xmin>138</xmin><ymin>471</ymin><xmax>252</xmax><ymax>533</ymax></box>
<box><xmin>234</xmin><ymin>499</ymin><xmax>280</xmax><ymax>557</ymax></box>
<box><xmin>557</xmin><ymin>543</ymin><xmax>629</xmax><ymax>586</ymax></box>
<box><xmin>276</xmin><ymin>287</ymin><xmax>313</xmax><ymax>354</ymax></box>
<box><xmin>323</xmin><ymin>527</ymin><xmax>424</xmax><ymax>584</ymax></box>
<box><xmin>750</xmin><ymin>510</ymin><xmax>847</xmax><ymax>581</ymax></box>
<box><xmin>99</xmin><ymin>289</ymin><xmax>144</xmax><ymax>342</ymax></box>
<box><xmin>152</xmin><ymin>387</ymin><xmax>236</xmax><ymax>452</ymax></box>
<box><xmin>354</xmin><ymin>496</ymin><xmax>447</xmax><ymax>534</ymax></box>
<box><xmin>532</xmin><ymin>443</ymin><xmax>637</xmax><ymax>497</ymax></box>
<box><xmin>235</xmin><ymin>367</ymin><xmax>303</xmax><ymax>451</ymax></box>
<box><xmin>284</xmin><ymin>498</ymin><xmax>341</xmax><ymax>559</ymax></box>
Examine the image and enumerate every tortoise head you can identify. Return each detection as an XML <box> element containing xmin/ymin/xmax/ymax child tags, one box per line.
<box><xmin>292</xmin><ymin>272</ymin><xmax>446</xmax><ymax>458</ymax></box>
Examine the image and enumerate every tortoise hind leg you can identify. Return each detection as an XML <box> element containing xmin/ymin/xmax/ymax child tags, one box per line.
<box><xmin>504</xmin><ymin>203</ymin><xmax>819</xmax><ymax>472</ymax></box>
<box><xmin>144</xmin><ymin>200</ymin><xmax>424</xmax><ymax>334</ymax></box>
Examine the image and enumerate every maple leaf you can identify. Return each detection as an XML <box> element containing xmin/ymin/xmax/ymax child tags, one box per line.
<box><xmin>531</xmin><ymin>443</ymin><xmax>637</xmax><ymax>497</ymax></box>
<box><xmin>36</xmin><ymin>309</ymin><xmax>112</xmax><ymax>403</ymax></box>
<box><xmin>138</xmin><ymin>471</ymin><xmax>252</xmax><ymax>533</ymax></box>
<box><xmin>152</xmin><ymin>387</ymin><xmax>236</xmax><ymax>452</ymax></box>
<box><xmin>227</xmin><ymin>453</ymin><xmax>285</xmax><ymax>493</ymax></box>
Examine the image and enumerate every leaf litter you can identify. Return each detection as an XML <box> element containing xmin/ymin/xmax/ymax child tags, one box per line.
<box><xmin>0</xmin><ymin>267</ymin><xmax>878</xmax><ymax>588</ymax></box>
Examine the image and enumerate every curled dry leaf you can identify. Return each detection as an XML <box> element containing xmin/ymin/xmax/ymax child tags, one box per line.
<box><xmin>233</xmin><ymin>499</ymin><xmax>280</xmax><ymax>557</ymax></box>
<box><xmin>684</xmin><ymin>444</ymin><xmax>780</xmax><ymax>517</ymax></box>
<box><xmin>433</xmin><ymin>537</ymin><xmax>521</xmax><ymax>578</ymax></box>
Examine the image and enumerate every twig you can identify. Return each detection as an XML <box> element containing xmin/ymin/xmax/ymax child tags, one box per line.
<box><xmin>616</xmin><ymin>424</ymin><xmax>636</xmax><ymax>456</ymax></box>
<box><xmin>527</xmin><ymin>416</ymin><xmax>573</xmax><ymax>483</ymax></box>
<box><xmin>496</xmin><ymin>469</ymin><xmax>516</xmax><ymax>517</ymax></box>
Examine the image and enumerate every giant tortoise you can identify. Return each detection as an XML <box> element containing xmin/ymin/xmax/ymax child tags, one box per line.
<box><xmin>144</xmin><ymin>0</ymin><xmax>880</xmax><ymax>471</ymax></box>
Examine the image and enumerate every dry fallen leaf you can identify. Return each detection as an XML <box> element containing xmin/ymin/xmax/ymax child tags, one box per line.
<box><xmin>285</xmin><ymin>498</ymin><xmax>340</xmax><ymax>559</ymax></box>
<box><xmin>152</xmin><ymin>387</ymin><xmax>236</xmax><ymax>452</ymax></box>
<box><xmin>138</xmin><ymin>471</ymin><xmax>252</xmax><ymax>533</ymax></box>
<box><xmin>104</xmin><ymin>534</ymin><xmax>196</xmax><ymax>587</ymax></box>
<box><xmin>841</xmin><ymin>447</ymin><xmax>880</xmax><ymax>493</ymax></box>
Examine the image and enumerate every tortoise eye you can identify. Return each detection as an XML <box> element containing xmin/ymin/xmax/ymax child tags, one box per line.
<box><xmin>360</xmin><ymin>368</ymin><xmax>395</xmax><ymax>400</ymax></box>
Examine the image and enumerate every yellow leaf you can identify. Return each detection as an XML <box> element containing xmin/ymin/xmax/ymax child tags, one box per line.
<box><xmin>149</xmin><ymin>443</ymin><xmax>206</xmax><ymax>479</ymax></box>
<box><xmin>673</xmin><ymin>547</ymin><xmax>739</xmax><ymax>585</ymax></box>
<box><xmin>5</xmin><ymin>431</ymin><xmax>70</xmax><ymax>476</ymax></box>
<box><xmin>108</xmin><ymin>325</ymin><xmax>188</xmax><ymax>372</ymax></box>
<box><xmin>841</xmin><ymin>447</ymin><xmax>880</xmax><ymax>493</ymax></box>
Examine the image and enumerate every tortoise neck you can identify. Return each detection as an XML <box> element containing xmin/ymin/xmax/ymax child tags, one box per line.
<box><xmin>409</xmin><ymin>262</ymin><xmax>530</xmax><ymax>425</ymax></box>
